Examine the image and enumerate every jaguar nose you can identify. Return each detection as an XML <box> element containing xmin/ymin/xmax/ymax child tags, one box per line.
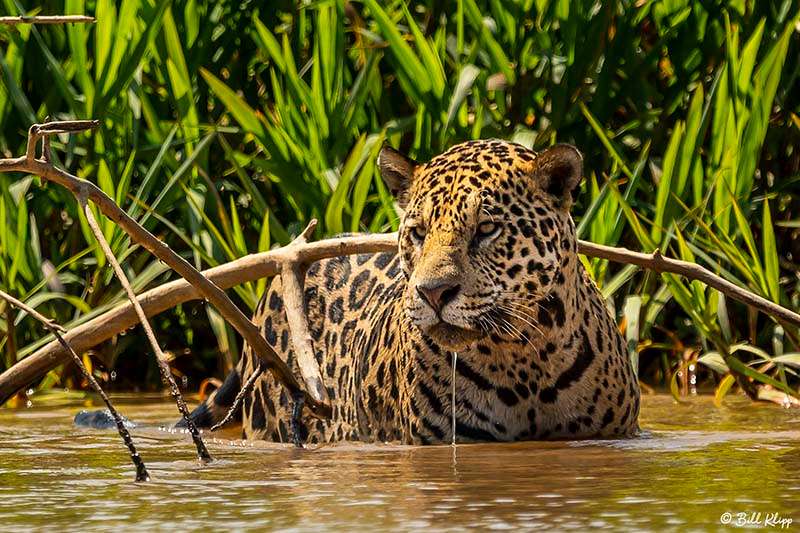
<box><xmin>417</xmin><ymin>282</ymin><xmax>461</xmax><ymax>314</ymax></box>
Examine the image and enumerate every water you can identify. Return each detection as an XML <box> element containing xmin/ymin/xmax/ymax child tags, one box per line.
<box><xmin>1</xmin><ymin>394</ymin><xmax>799</xmax><ymax>532</ymax></box>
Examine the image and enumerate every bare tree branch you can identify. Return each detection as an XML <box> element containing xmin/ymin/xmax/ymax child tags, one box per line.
<box><xmin>579</xmin><ymin>242</ymin><xmax>800</xmax><ymax>330</ymax></box>
<box><xmin>0</xmin><ymin>233</ymin><xmax>397</xmax><ymax>405</ymax></box>
<box><xmin>4</xmin><ymin>231</ymin><xmax>798</xmax><ymax>406</ymax></box>
<box><xmin>0</xmin><ymin>289</ymin><xmax>149</xmax><ymax>482</ymax></box>
<box><xmin>0</xmin><ymin>15</ymin><xmax>96</xmax><ymax>25</ymax></box>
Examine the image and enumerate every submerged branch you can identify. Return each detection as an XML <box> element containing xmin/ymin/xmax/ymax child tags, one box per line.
<box><xmin>78</xmin><ymin>191</ymin><xmax>211</xmax><ymax>463</ymax></box>
<box><xmin>0</xmin><ymin>289</ymin><xmax>149</xmax><ymax>482</ymax></box>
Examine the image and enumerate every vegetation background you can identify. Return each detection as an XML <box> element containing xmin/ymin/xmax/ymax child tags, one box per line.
<box><xmin>0</xmin><ymin>0</ymin><xmax>798</xmax><ymax>404</ymax></box>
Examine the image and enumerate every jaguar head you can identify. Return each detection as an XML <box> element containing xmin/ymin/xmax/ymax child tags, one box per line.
<box><xmin>378</xmin><ymin>139</ymin><xmax>583</xmax><ymax>351</ymax></box>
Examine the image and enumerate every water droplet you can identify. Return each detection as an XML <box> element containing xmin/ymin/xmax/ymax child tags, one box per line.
<box><xmin>25</xmin><ymin>388</ymin><xmax>33</xmax><ymax>396</ymax></box>
<box><xmin>120</xmin><ymin>330</ymin><xmax>126</xmax><ymax>336</ymax></box>
<box><xmin>63</xmin><ymin>387</ymin><xmax>69</xmax><ymax>393</ymax></box>
<box><xmin>110</xmin><ymin>371</ymin><xmax>117</xmax><ymax>381</ymax></box>
<box><xmin>26</xmin><ymin>400</ymin><xmax>32</xmax><ymax>408</ymax></box>
<box><xmin>182</xmin><ymin>375</ymin><xmax>189</xmax><ymax>387</ymax></box>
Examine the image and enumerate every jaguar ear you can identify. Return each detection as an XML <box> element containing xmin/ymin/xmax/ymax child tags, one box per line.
<box><xmin>533</xmin><ymin>144</ymin><xmax>583</xmax><ymax>209</ymax></box>
<box><xmin>378</xmin><ymin>145</ymin><xmax>418</xmax><ymax>209</ymax></box>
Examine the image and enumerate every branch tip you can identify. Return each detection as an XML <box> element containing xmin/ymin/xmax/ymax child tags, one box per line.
<box><xmin>38</xmin><ymin>119</ymin><xmax>99</xmax><ymax>134</ymax></box>
<box><xmin>298</xmin><ymin>219</ymin><xmax>318</xmax><ymax>243</ymax></box>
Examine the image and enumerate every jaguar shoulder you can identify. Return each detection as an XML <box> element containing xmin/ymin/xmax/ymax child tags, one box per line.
<box><xmin>188</xmin><ymin>139</ymin><xmax>640</xmax><ymax>444</ymax></box>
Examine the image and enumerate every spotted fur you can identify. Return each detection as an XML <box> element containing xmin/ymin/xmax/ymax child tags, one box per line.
<box><xmin>189</xmin><ymin>139</ymin><xmax>640</xmax><ymax>444</ymax></box>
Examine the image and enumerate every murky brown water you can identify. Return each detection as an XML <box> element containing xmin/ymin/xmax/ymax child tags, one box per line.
<box><xmin>1</xmin><ymin>393</ymin><xmax>798</xmax><ymax>532</ymax></box>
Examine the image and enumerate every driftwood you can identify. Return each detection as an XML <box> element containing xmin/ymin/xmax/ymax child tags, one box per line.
<box><xmin>2</xmin><ymin>121</ymin><xmax>800</xmax><ymax>426</ymax></box>
<box><xmin>3</xmin><ymin>233</ymin><xmax>799</xmax><ymax>408</ymax></box>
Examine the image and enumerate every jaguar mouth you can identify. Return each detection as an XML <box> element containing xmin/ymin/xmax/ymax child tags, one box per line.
<box><xmin>426</xmin><ymin>321</ymin><xmax>480</xmax><ymax>351</ymax></box>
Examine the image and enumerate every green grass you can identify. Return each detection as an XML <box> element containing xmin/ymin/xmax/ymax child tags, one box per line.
<box><xmin>0</xmin><ymin>0</ymin><xmax>799</xmax><ymax>400</ymax></box>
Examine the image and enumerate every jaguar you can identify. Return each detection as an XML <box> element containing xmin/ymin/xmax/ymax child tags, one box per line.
<box><xmin>187</xmin><ymin>139</ymin><xmax>640</xmax><ymax>444</ymax></box>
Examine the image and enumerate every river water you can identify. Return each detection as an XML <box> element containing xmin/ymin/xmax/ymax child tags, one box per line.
<box><xmin>0</xmin><ymin>394</ymin><xmax>798</xmax><ymax>531</ymax></box>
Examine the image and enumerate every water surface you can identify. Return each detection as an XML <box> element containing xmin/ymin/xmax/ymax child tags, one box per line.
<box><xmin>1</xmin><ymin>394</ymin><xmax>798</xmax><ymax>531</ymax></box>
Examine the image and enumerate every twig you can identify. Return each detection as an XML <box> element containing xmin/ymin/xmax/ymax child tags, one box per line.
<box><xmin>26</xmin><ymin>121</ymin><xmax>100</xmax><ymax>162</ymax></box>
<box><xmin>578</xmin><ymin>242</ymin><xmax>800</xmax><ymax>329</ymax></box>
<box><xmin>0</xmin><ymin>15</ymin><xmax>96</xmax><ymax>25</ymax></box>
<box><xmin>0</xmin><ymin>289</ymin><xmax>149</xmax><ymax>482</ymax></box>
<box><xmin>78</xmin><ymin>189</ymin><xmax>212</xmax><ymax>463</ymax></box>
<box><xmin>209</xmin><ymin>362</ymin><xmax>264</xmax><ymax>432</ymax></box>
<box><xmin>0</xmin><ymin>121</ymin><xmax>331</xmax><ymax>420</ymax></box>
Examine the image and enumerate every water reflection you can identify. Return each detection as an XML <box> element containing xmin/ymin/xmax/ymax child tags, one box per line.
<box><xmin>0</xmin><ymin>395</ymin><xmax>798</xmax><ymax>531</ymax></box>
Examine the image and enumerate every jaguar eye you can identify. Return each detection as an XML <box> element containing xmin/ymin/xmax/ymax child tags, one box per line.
<box><xmin>409</xmin><ymin>225</ymin><xmax>427</xmax><ymax>242</ymax></box>
<box><xmin>475</xmin><ymin>221</ymin><xmax>501</xmax><ymax>242</ymax></box>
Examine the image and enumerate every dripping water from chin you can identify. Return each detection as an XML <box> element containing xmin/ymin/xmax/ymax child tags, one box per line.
<box><xmin>451</xmin><ymin>351</ymin><xmax>458</xmax><ymax>446</ymax></box>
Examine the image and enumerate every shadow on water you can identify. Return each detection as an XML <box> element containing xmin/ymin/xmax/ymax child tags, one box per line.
<box><xmin>0</xmin><ymin>394</ymin><xmax>798</xmax><ymax>531</ymax></box>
